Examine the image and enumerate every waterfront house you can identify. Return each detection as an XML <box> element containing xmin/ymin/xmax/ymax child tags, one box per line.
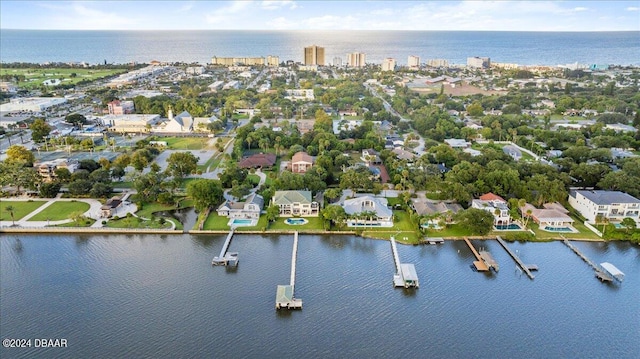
<box><xmin>342</xmin><ymin>195</ymin><xmax>393</xmax><ymax>227</ymax></box>
<box><xmin>272</xmin><ymin>190</ymin><xmax>319</xmax><ymax>217</ymax></box>
<box><xmin>521</xmin><ymin>202</ymin><xmax>574</xmax><ymax>227</ymax></box>
<box><xmin>217</xmin><ymin>193</ymin><xmax>264</xmax><ymax>219</ymax></box>
<box><xmin>568</xmin><ymin>190</ymin><xmax>640</xmax><ymax>224</ymax></box>
<box><xmin>472</xmin><ymin>193</ymin><xmax>511</xmax><ymax>226</ymax></box>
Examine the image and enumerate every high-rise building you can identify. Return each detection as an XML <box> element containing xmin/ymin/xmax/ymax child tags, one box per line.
<box><xmin>382</xmin><ymin>58</ymin><xmax>396</xmax><ymax>71</ymax></box>
<box><xmin>426</xmin><ymin>59</ymin><xmax>449</xmax><ymax>67</ymax></box>
<box><xmin>266</xmin><ymin>55</ymin><xmax>280</xmax><ymax>67</ymax></box>
<box><xmin>467</xmin><ymin>57</ymin><xmax>491</xmax><ymax>69</ymax></box>
<box><xmin>304</xmin><ymin>45</ymin><xmax>325</xmax><ymax>66</ymax></box>
<box><xmin>347</xmin><ymin>52</ymin><xmax>366</xmax><ymax>68</ymax></box>
<box><xmin>333</xmin><ymin>57</ymin><xmax>343</xmax><ymax>67</ymax></box>
<box><xmin>408</xmin><ymin>55</ymin><xmax>420</xmax><ymax>68</ymax></box>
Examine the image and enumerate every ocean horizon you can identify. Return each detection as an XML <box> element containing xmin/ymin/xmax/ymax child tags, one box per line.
<box><xmin>1</xmin><ymin>29</ymin><xmax>639</xmax><ymax>66</ymax></box>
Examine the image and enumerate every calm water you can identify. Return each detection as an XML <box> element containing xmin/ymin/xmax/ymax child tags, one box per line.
<box><xmin>1</xmin><ymin>234</ymin><xmax>638</xmax><ymax>358</ymax></box>
<box><xmin>1</xmin><ymin>30</ymin><xmax>639</xmax><ymax>66</ymax></box>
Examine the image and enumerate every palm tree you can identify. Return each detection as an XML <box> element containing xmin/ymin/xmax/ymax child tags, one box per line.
<box><xmin>5</xmin><ymin>205</ymin><xmax>16</xmax><ymax>225</ymax></box>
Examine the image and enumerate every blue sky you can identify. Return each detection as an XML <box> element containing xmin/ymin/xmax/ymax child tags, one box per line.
<box><xmin>1</xmin><ymin>1</ymin><xmax>639</xmax><ymax>31</ymax></box>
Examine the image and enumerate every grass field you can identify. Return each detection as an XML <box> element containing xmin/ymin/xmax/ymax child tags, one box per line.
<box><xmin>268</xmin><ymin>217</ymin><xmax>324</xmax><ymax>230</ymax></box>
<box><xmin>162</xmin><ymin>137</ymin><xmax>211</xmax><ymax>150</ymax></box>
<box><xmin>0</xmin><ymin>67</ymin><xmax>128</xmax><ymax>90</ymax></box>
<box><xmin>0</xmin><ymin>201</ymin><xmax>46</xmax><ymax>221</ymax></box>
<box><xmin>28</xmin><ymin>201</ymin><xmax>90</xmax><ymax>221</ymax></box>
<box><xmin>105</xmin><ymin>216</ymin><xmax>173</xmax><ymax>229</ymax></box>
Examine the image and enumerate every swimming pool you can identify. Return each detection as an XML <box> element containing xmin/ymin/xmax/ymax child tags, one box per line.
<box><xmin>229</xmin><ymin>218</ymin><xmax>255</xmax><ymax>227</ymax></box>
<box><xmin>543</xmin><ymin>226</ymin><xmax>573</xmax><ymax>232</ymax></box>
<box><xmin>421</xmin><ymin>223</ymin><xmax>442</xmax><ymax>230</ymax></box>
<box><xmin>285</xmin><ymin>218</ymin><xmax>308</xmax><ymax>225</ymax></box>
<box><xmin>495</xmin><ymin>224</ymin><xmax>522</xmax><ymax>230</ymax></box>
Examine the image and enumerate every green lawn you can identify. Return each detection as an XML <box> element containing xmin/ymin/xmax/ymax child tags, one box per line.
<box><xmin>530</xmin><ymin>221</ymin><xmax>601</xmax><ymax>240</ymax></box>
<box><xmin>0</xmin><ymin>67</ymin><xmax>128</xmax><ymax>90</ymax></box>
<box><xmin>0</xmin><ymin>200</ymin><xmax>46</xmax><ymax>221</ymax></box>
<box><xmin>105</xmin><ymin>216</ymin><xmax>173</xmax><ymax>229</ymax></box>
<box><xmin>162</xmin><ymin>137</ymin><xmax>210</xmax><ymax>150</ymax></box>
<box><xmin>197</xmin><ymin>154</ymin><xmax>221</xmax><ymax>172</ymax></box>
<box><xmin>53</xmin><ymin>218</ymin><xmax>96</xmax><ymax>227</ymax></box>
<box><xmin>202</xmin><ymin>212</ymin><xmax>230</xmax><ymax>230</ymax></box>
<box><xmin>431</xmin><ymin>223</ymin><xmax>474</xmax><ymax>238</ymax></box>
<box><xmin>268</xmin><ymin>217</ymin><xmax>324</xmax><ymax>230</ymax></box>
<box><xmin>28</xmin><ymin>201</ymin><xmax>90</xmax><ymax>221</ymax></box>
<box><xmin>135</xmin><ymin>200</ymin><xmax>191</xmax><ymax>230</ymax></box>
<box><xmin>359</xmin><ymin>211</ymin><xmax>420</xmax><ymax>243</ymax></box>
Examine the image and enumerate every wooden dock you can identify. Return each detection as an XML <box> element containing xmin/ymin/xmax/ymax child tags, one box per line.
<box><xmin>276</xmin><ymin>231</ymin><xmax>302</xmax><ymax>310</ymax></box>
<box><xmin>463</xmin><ymin>237</ymin><xmax>489</xmax><ymax>271</ymax></box>
<box><xmin>212</xmin><ymin>229</ymin><xmax>238</xmax><ymax>266</ymax></box>
<box><xmin>390</xmin><ymin>236</ymin><xmax>419</xmax><ymax>288</ymax></box>
<box><xmin>562</xmin><ymin>239</ymin><xmax>613</xmax><ymax>282</ymax></box>
<box><xmin>496</xmin><ymin>236</ymin><xmax>535</xmax><ymax>279</ymax></box>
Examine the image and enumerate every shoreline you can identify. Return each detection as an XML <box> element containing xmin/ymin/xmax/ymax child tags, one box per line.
<box><xmin>0</xmin><ymin>226</ymin><xmax>619</xmax><ymax>243</ymax></box>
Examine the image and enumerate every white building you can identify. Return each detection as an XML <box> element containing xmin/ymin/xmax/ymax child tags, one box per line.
<box><xmin>223</xmin><ymin>80</ymin><xmax>240</xmax><ymax>90</ymax></box>
<box><xmin>104</xmin><ymin>114</ymin><xmax>161</xmax><ymax>133</ymax></box>
<box><xmin>444</xmin><ymin>138</ymin><xmax>471</xmax><ymax>148</ymax></box>
<box><xmin>107</xmin><ymin>100</ymin><xmax>135</xmax><ymax>115</ymax></box>
<box><xmin>382</xmin><ymin>58</ymin><xmax>396</xmax><ymax>72</ymax></box>
<box><xmin>471</xmin><ymin>193</ymin><xmax>511</xmax><ymax>226</ymax></box>
<box><xmin>342</xmin><ymin>195</ymin><xmax>393</xmax><ymax>227</ymax></box>
<box><xmin>217</xmin><ymin>193</ymin><xmax>264</xmax><ymax>219</ymax></box>
<box><xmin>467</xmin><ymin>57</ymin><xmax>491</xmax><ymax>69</ymax></box>
<box><xmin>186</xmin><ymin>66</ymin><xmax>205</xmax><ymax>75</ymax></box>
<box><xmin>568</xmin><ymin>190</ymin><xmax>640</xmax><ymax>224</ymax></box>
<box><xmin>0</xmin><ymin>97</ymin><xmax>67</xmax><ymax>112</ymax></box>
<box><xmin>408</xmin><ymin>55</ymin><xmax>420</xmax><ymax>69</ymax></box>
<box><xmin>285</xmin><ymin>89</ymin><xmax>315</xmax><ymax>101</ymax></box>
<box><xmin>426</xmin><ymin>59</ymin><xmax>449</xmax><ymax>67</ymax></box>
<box><xmin>266</xmin><ymin>55</ymin><xmax>280</xmax><ymax>67</ymax></box>
<box><xmin>208</xmin><ymin>81</ymin><xmax>225</xmax><ymax>92</ymax></box>
<box><xmin>333</xmin><ymin>57</ymin><xmax>343</xmax><ymax>67</ymax></box>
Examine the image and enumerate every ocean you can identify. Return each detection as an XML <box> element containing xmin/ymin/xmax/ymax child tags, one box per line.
<box><xmin>1</xmin><ymin>233</ymin><xmax>639</xmax><ymax>358</ymax></box>
<box><xmin>1</xmin><ymin>30</ymin><xmax>639</xmax><ymax>66</ymax></box>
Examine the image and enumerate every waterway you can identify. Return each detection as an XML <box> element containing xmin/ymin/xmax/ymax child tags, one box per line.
<box><xmin>1</xmin><ymin>234</ymin><xmax>638</xmax><ymax>358</ymax></box>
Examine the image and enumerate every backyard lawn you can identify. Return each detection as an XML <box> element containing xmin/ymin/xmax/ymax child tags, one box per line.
<box><xmin>0</xmin><ymin>201</ymin><xmax>46</xmax><ymax>221</ymax></box>
<box><xmin>28</xmin><ymin>201</ymin><xmax>90</xmax><ymax>221</ymax></box>
<box><xmin>268</xmin><ymin>217</ymin><xmax>324</xmax><ymax>231</ymax></box>
<box><xmin>105</xmin><ymin>216</ymin><xmax>173</xmax><ymax>229</ymax></box>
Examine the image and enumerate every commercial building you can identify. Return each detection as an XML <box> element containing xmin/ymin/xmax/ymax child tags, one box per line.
<box><xmin>467</xmin><ymin>57</ymin><xmax>491</xmax><ymax>69</ymax></box>
<box><xmin>304</xmin><ymin>45</ymin><xmax>325</xmax><ymax>66</ymax></box>
<box><xmin>0</xmin><ymin>97</ymin><xmax>67</xmax><ymax>112</ymax></box>
<box><xmin>347</xmin><ymin>52</ymin><xmax>366</xmax><ymax>68</ymax></box>
<box><xmin>332</xmin><ymin>57</ymin><xmax>343</xmax><ymax>67</ymax></box>
<box><xmin>284</xmin><ymin>89</ymin><xmax>315</xmax><ymax>101</ymax></box>
<box><xmin>382</xmin><ymin>58</ymin><xmax>396</xmax><ymax>71</ymax></box>
<box><xmin>211</xmin><ymin>57</ymin><xmax>265</xmax><ymax>66</ymax></box>
<box><xmin>408</xmin><ymin>55</ymin><xmax>420</xmax><ymax>69</ymax></box>
<box><xmin>426</xmin><ymin>59</ymin><xmax>449</xmax><ymax>67</ymax></box>
<box><xmin>568</xmin><ymin>190</ymin><xmax>640</xmax><ymax>224</ymax></box>
<box><xmin>266</xmin><ymin>55</ymin><xmax>280</xmax><ymax>67</ymax></box>
<box><xmin>107</xmin><ymin>100</ymin><xmax>135</xmax><ymax>115</ymax></box>
<box><xmin>104</xmin><ymin>114</ymin><xmax>161</xmax><ymax>133</ymax></box>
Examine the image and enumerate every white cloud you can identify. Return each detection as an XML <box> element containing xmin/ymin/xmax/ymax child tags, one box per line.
<box><xmin>262</xmin><ymin>1</ymin><xmax>297</xmax><ymax>10</ymax></box>
<box><xmin>267</xmin><ymin>16</ymin><xmax>298</xmax><ymax>29</ymax></box>
<box><xmin>206</xmin><ymin>1</ymin><xmax>253</xmax><ymax>24</ymax></box>
<box><xmin>41</xmin><ymin>2</ymin><xmax>142</xmax><ymax>30</ymax></box>
<box><xmin>626</xmin><ymin>7</ymin><xmax>639</xmax><ymax>11</ymax></box>
<box><xmin>573</xmin><ymin>7</ymin><xmax>588</xmax><ymax>12</ymax></box>
<box><xmin>178</xmin><ymin>2</ymin><xmax>195</xmax><ymax>12</ymax></box>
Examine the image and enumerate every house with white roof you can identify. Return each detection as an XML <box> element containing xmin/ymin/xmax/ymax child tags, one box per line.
<box><xmin>568</xmin><ymin>190</ymin><xmax>640</xmax><ymax>224</ymax></box>
<box><xmin>342</xmin><ymin>195</ymin><xmax>393</xmax><ymax>227</ymax></box>
<box><xmin>444</xmin><ymin>138</ymin><xmax>471</xmax><ymax>148</ymax></box>
<box><xmin>217</xmin><ymin>193</ymin><xmax>264</xmax><ymax>219</ymax></box>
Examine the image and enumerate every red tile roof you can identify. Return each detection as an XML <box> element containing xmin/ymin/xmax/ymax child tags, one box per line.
<box><xmin>479</xmin><ymin>192</ymin><xmax>506</xmax><ymax>203</ymax></box>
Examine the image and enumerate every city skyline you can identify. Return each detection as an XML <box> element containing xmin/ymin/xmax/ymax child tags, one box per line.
<box><xmin>1</xmin><ymin>1</ymin><xmax>639</xmax><ymax>32</ymax></box>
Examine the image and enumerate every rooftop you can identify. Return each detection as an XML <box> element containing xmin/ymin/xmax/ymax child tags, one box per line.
<box><xmin>572</xmin><ymin>190</ymin><xmax>640</xmax><ymax>205</ymax></box>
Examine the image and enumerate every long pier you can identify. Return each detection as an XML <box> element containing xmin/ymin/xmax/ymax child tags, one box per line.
<box><xmin>276</xmin><ymin>231</ymin><xmax>302</xmax><ymax>309</ymax></box>
<box><xmin>496</xmin><ymin>236</ymin><xmax>535</xmax><ymax>279</ymax></box>
<box><xmin>463</xmin><ymin>237</ymin><xmax>489</xmax><ymax>271</ymax></box>
<box><xmin>212</xmin><ymin>229</ymin><xmax>238</xmax><ymax>266</ymax></box>
<box><xmin>562</xmin><ymin>239</ymin><xmax>613</xmax><ymax>282</ymax></box>
<box><xmin>390</xmin><ymin>236</ymin><xmax>419</xmax><ymax>288</ymax></box>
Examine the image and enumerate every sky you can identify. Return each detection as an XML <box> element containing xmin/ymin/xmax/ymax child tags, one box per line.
<box><xmin>1</xmin><ymin>1</ymin><xmax>639</xmax><ymax>31</ymax></box>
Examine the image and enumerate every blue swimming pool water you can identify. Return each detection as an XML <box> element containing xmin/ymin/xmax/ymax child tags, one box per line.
<box><xmin>232</xmin><ymin>219</ymin><xmax>253</xmax><ymax>225</ymax></box>
<box><xmin>495</xmin><ymin>224</ymin><xmax>521</xmax><ymax>230</ymax></box>
<box><xmin>543</xmin><ymin>226</ymin><xmax>573</xmax><ymax>232</ymax></box>
<box><xmin>285</xmin><ymin>218</ymin><xmax>308</xmax><ymax>225</ymax></box>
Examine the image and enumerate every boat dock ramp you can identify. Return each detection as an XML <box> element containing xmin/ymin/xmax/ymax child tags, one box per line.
<box><xmin>212</xmin><ymin>229</ymin><xmax>238</xmax><ymax>266</ymax></box>
<box><xmin>562</xmin><ymin>239</ymin><xmax>619</xmax><ymax>282</ymax></box>
<box><xmin>464</xmin><ymin>237</ymin><xmax>499</xmax><ymax>272</ymax></box>
<box><xmin>390</xmin><ymin>236</ymin><xmax>419</xmax><ymax>288</ymax></box>
<box><xmin>421</xmin><ymin>237</ymin><xmax>444</xmax><ymax>245</ymax></box>
<box><xmin>496</xmin><ymin>236</ymin><xmax>536</xmax><ymax>280</ymax></box>
<box><xmin>276</xmin><ymin>231</ymin><xmax>303</xmax><ymax>310</ymax></box>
